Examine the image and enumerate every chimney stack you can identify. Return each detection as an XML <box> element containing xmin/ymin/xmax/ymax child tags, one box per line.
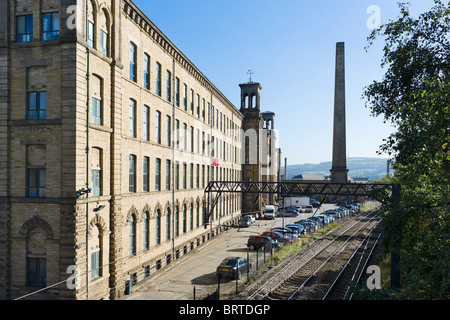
<box><xmin>330</xmin><ymin>42</ymin><xmax>349</xmax><ymax>183</ymax></box>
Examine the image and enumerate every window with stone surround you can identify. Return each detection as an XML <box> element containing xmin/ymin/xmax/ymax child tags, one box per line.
<box><xmin>166</xmin><ymin>70</ymin><xmax>172</xmax><ymax>102</ymax></box>
<box><xmin>144</xmin><ymin>53</ymin><xmax>150</xmax><ymax>89</ymax></box>
<box><xmin>129</xmin><ymin>214</ymin><xmax>136</xmax><ymax>256</ymax></box>
<box><xmin>129</xmin><ymin>99</ymin><xmax>136</xmax><ymax>137</ymax></box>
<box><xmin>26</xmin><ymin>145</ymin><xmax>46</xmax><ymax>198</ymax></box>
<box><xmin>26</xmin><ymin>227</ymin><xmax>47</xmax><ymax>287</ymax></box>
<box><xmin>155</xmin><ymin>209</ymin><xmax>161</xmax><ymax>245</ymax></box>
<box><xmin>129</xmin><ymin>154</ymin><xmax>136</xmax><ymax>193</ymax></box>
<box><xmin>130</xmin><ymin>42</ymin><xmax>137</xmax><ymax>82</ymax></box>
<box><xmin>27</xmin><ymin>92</ymin><xmax>47</xmax><ymax>120</ymax></box>
<box><xmin>91</xmin><ymin>75</ymin><xmax>103</xmax><ymax>125</ymax></box>
<box><xmin>16</xmin><ymin>15</ymin><xmax>33</xmax><ymax>42</ymax></box>
<box><xmin>143</xmin><ymin>156</ymin><xmax>149</xmax><ymax>192</ymax></box>
<box><xmin>156</xmin><ymin>62</ymin><xmax>161</xmax><ymax>96</ymax></box>
<box><xmin>155</xmin><ymin>158</ymin><xmax>161</xmax><ymax>191</ymax></box>
<box><xmin>42</xmin><ymin>12</ymin><xmax>59</xmax><ymax>41</ymax></box>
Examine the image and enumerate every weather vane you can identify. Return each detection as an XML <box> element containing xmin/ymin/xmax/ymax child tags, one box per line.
<box><xmin>247</xmin><ymin>70</ymin><xmax>254</xmax><ymax>82</ymax></box>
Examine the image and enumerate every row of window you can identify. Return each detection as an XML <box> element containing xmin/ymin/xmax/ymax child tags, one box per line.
<box><xmin>128</xmin><ymin>42</ymin><xmax>241</xmax><ymax>139</ymax></box>
<box><xmin>25</xmin><ymin>157</ymin><xmax>241</xmax><ymax>200</ymax></box>
<box><xmin>98</xmin><ymin>191</ymin><xmax>241</xmax><ymax>281</ymax></box>
<box><xmin>23</xmin><ymin>92</ymin><xmax>240</xmax><ymax>165</ymax></box>
<box><xmin>129</xmin><ymin>101</ymin><xmax>241</xmax><ymax>163</ymax></box>
<box><xmin>25</xmin><ymin>190</ymin><xmax>241</xmax><ymax>288</ymax></box>
<box><xmin>128</xmin><ymin>155</ymin><xmax>241</xmax><ymax>194</ymax></box>
<box><xmin>16</xmin><ymin>13</ymin><xmax>59</xmax><ymax>42</ymax></box>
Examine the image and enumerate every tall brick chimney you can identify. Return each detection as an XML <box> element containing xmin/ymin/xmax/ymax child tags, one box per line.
<box><xmin>330</xmin><ymin>42</ymin><xmax>349</xmax><ymax>183</ymax></box>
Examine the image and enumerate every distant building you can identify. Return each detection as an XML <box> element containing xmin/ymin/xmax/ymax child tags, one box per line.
<box><xmin>292</xmin><ymin>174</ymin><xmax>328</xmax><ymax>181</ymax></box>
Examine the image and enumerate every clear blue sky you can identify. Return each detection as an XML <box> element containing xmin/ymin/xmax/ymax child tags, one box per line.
<box><xmin>133</xmin><ymin>0</ymin><xmax>436</xmax><ymax>165</ymax></box>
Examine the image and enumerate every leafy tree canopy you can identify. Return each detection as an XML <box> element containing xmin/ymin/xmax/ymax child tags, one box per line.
<box><xmin>364</xmin><ymin>1</ymin><xmax>449</xmax><ymax>299</ymax></box>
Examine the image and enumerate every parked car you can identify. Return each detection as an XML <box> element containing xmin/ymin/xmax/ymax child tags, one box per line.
<box><xmin>338</xmin><ymin>207</ymin><xmax>349</xmax><ymax>216</ymax></box>
<box><xmin>308</xmin><ymin>216</ymin><xmax>324</xmax><ymax>228</ymax></box>
<box><xmin>304</xmin><ymin>205</ymin><xmax>313</xmax><ymax>213</ymax></box>
<box><xmin>314</xmin><ymin>215</ymin><xmax>327</xmax><ymax>226</ymax></box>
<box><xmin>344</xmin><ymin>205</ymin><xmax>356</xmax><ymax>214</ymax></box>
<box><xmin>325</xmin><ymin>210</ymin><xmax>340</xmax><ymax>219</ymax></box>
<box><xmin>271</xmin><ymin>227</ymin><xmax>299</xmax><ymax>239</ymax></box>
<box><xmin>311</xmin><ymin>201</ymin><xmax>321</xmax><ymax>208</ymax></box>
<box><xmin>323</xmin><ymin>212</ymin><xmax>336</xmax><ymax>222</ymax></box>
<box><xmin>239</xmin><ymin>216</ymin><xmax>252</xmax><ymax>228</ymax></box>
<box><xmin>247</xmin><ymin>236</ymin><xmax>282</xmax><ymax>251</ymax></box>
<box><xmin>286</xmin><ymin>224</ymin><xmax>306</xmax><ymax>235</ymax></box>
<box><xmin>279</xmin><ymin>209</ymin><xmax>299</xmax><ymax>217</ymax></box>
<box><xmin>260</xmin><ymin>231</ymin><xmax>293</xmax><ymax>244</ymax></box>
<box><xmin>242</xmin><ymin>214</ymin><xmax>255</xmax><ymax>223</ymax></box>
<box><xmin>294</xmin><ymin>206</ymin><xmax>303</xmax><ymax>213</ymax></box>
<box><xmin>216</xmin><ymin>257</ymin><xmax>252</xmax><ymax>280</ymax></box>
<box><xmin>296</xmin><ymin>219</ymin><xmax>318</xmax><ymax>231</ymax></box>
<box><xmin>317</xmin><ymin>214</ymin><xmax>331</xmax><ymax>225</ymax></box>
<box><xmin>293</xmin><ymin>221</ymin><xmax>315</xmax><ymax>233</ymax></box>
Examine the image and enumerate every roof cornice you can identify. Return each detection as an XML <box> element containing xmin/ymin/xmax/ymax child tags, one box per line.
<box><xmin>123</xmin><ymin>0</ymin><xmax>242</xmax><ymax>118</ymax></box>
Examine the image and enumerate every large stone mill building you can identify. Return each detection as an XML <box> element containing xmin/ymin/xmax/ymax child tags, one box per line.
<box><xmin>0</xmin><ymin>0</ymin><xmax>281</xmax><ymax>299</ymax></box>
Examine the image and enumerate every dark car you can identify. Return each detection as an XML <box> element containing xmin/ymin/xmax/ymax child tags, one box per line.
<box><xmin>279</xmin><ymin>209</ymin><xmax>299</xmax><ymax>217</ymax></box>
<box><xmin>286</xmin><ymin>224</ymin><xmax>306</xmax><ymax>235</ymax></box>
<box><xmin>260</xmin><ymin>231</ymin><xmax>293</xmax><ymax>244</ymax></box>
<box><xmin>311</xmin><ymin>201</ymin><xmax>321</xmax><ymax>208</ymax></box>
<box><xmin>216</xmin><ymin>257</ymin><xmax>252</xmax><ymax>280</ymax></box>
<box><xmin>247</xmin><ymin>236</ymin><xmax>282</xmax><ymax>251</ymax></box>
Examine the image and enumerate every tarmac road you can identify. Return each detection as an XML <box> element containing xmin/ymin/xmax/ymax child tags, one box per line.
<box><xmin>123</xmin><ymin>205</ymin><xmax>336</xmax><ymax>300</ymax></box>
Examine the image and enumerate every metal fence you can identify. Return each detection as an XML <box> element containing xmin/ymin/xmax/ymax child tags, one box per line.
<box><xmin>195</xmin><ymin>242</ymin><xmax>278</xmax><ymax>300</ymax></box>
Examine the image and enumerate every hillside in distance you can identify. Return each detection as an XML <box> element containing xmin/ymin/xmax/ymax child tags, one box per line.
<box><xmin>283</xmin><ymin>157</ymin><xmax>390</xmax><ymax>181</ymax></box>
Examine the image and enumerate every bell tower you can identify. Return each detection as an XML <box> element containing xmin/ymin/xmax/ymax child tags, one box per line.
<box><xmin>239</xmin><ymin>78</ymin><xmax>264</xmax><ymax>214</ymax></box>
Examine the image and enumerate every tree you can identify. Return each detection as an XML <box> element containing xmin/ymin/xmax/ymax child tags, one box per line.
<box><xmin>363</xmin><ymin>1</ymin><xmax>449</xmax><ymax>299</ymax></box>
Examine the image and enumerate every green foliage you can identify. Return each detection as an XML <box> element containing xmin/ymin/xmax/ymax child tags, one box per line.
<box><xmin>363</xmin><ymin>1</ymin><xmax>450</xmax><ymax>299</ymax></box>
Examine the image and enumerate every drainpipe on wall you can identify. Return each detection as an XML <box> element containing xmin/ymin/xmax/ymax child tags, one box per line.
<box><xmin>85</xmin><ymin>0</ymin><xmax>91</xmax><ymax>301</ymax></box>
<box><xmin>171</xmin><ymin>58</ymin><xmax>176</xmax><ymax>261</ymax></box>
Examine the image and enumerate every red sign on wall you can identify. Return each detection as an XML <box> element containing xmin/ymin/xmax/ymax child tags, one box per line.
<box><xmin>212</xmin><ymin>158</ymin><xmax>220</xmax><ymax>166</ymax></box>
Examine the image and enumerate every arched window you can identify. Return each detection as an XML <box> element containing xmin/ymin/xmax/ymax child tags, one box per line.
<box><xmin>143</xmin><ymin>212</ymin><xmax>149</xmax><ymax>250</ymax></box>
<box><xmin>26</xmin><ymin>227</ymin><xmax>47</xmax><ymax>287</ymax></box>
<box><xmin>90</xmin><ymin>224</ymin><xmax>102</xmax><ymax>279</ymax></box>
<box><xmin>183</xmin><ymin>205</ymin><xmax>187</xmax><ymax>234</ymax></box>
<box><xmin>165</xmin><ymin>208</ymin><xmax>171</xmax><ymax>241</ymax></box>
<box><xmin>87</xmin><ymin>0</ymin><xmax>96</xmax><ymax>48</ymax></box>
<box><xmin>196</xmin><ymin>205</ymin><xmax>200</xmax><ymax>228</ymax></box>
<box><xmin>99</xmin><ymin>8</ymin><xmax>110</xmax><ymax>56</ymax></box>
<box><xmin>174</xmin><ymin>206</ymin><xmax>179</xmax><ymax>237</ymax></box>
<box><xmin>155</xmin><ymin>209</ymin><xmax>161</xmax><ymax>245</ymax></box>
<box><xmin>190</xmin><ymin>203</ymin><xmax>194</xmax><ymax>230</ymax></box>
<box><xmin>129</xmin><ymin>214</ymin><xmax>136</xmax><ymax>256</ymax></box>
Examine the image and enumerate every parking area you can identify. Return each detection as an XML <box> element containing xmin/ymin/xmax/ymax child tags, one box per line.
<box><xmin>123</xmin><ymin>204</ymin><xmax>347</xmax><ymax>300</ymax></box>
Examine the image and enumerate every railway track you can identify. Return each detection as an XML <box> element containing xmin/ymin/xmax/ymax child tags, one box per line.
<box><xmin>323</xmin><ymin>227</ymin><xmax>382</xmax><ymax>300</ymax></box>
<box><xmin>241</xmin><ymin>209</ymin><xmax>382</xmax><ymax>300</ymax></box>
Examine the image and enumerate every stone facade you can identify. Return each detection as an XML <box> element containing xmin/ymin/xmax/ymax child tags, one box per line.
<box><xmin>0</xmin><ymin>0</ymin><xmax>280</xmax><ymax>300</ymax></box>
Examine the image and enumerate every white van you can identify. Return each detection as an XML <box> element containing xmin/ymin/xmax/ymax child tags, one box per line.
<box><xmin>264</xmin><ymin>205</ymin><xmax>276</xmax><ymax>220</ymax></box>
